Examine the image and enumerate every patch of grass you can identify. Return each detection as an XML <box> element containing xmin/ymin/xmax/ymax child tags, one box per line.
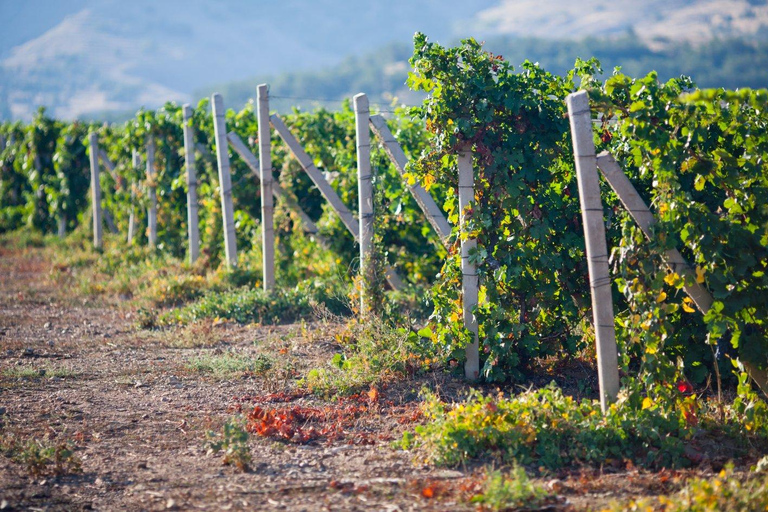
<box><xmin>205</xmin><ymin>417</ymin><xmax>251</xmax><ymax>471</ymax></box>
<box><xmin>162</xmin><ymin>279</ymin><xmax>351</xmax><ymax>326</ymax></box>
<box><xmin>0</xmin><ymin>228</ymin><xmax>52</xmax><ymax>250</ymax></box>
<box><xmin>187</xmin><ymin>351</ymin><xmax>274</xmax><ymax>379</ymax></box>
<box><xmin>1</xmin><ymin>366</ymin><xmax>77</xmax><ymax>380</ymax></box>
<box><xmin>605</xmin><ymin>464</ymin><xmax>768</xmax><ymax>511</ymax></box>
<box><xmin>401</xmin><ymin>383</ymin><xmax>768</xmax><ymax>470</ymax></box>
<box><xmin>471</xmin><ymin>466</ymin><xmax>554</xmax><ymax>511</ymax></box>
<box><xmin>301</xmin><ymin>321</ymin><xmax>440</xmax><ymax>397</ymax></box>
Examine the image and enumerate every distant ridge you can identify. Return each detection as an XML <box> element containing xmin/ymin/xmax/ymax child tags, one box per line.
<box><xmin>2</xmin><ymin>0</ymin><xmax>767</xmax><ymax>121</ymax></box>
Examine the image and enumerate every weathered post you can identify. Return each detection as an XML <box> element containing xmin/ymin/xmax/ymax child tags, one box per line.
<box><xmin>257</xmin><ymin>85</ymin><xmax>275</xmax><ymax>290</ymax></box>
<box><xmin>270</xmin><ymin>114</ymin><xmax>405</xmax><ymax>291</ymax></box>
<box><xmin>369</xmin><ymin>115</ymin><xmax>451</xmax><ymax>244</ymax></box>
<box><xmin>57</xmin><ymin>215</ymin><xmax>66</xmax><ymax>238</ymax></box>
<box><xmin>566</xmin><ymin>90</ymin><xmax>620</xmax><ymax>411</ymax></box>
<box><xmin>88</xmin><ymin>132</ymin><xmax>103</xmax><ymax>249</ymax></box>
<box><xmin>458</xmin><ymin>148</ymin><xmax>479</xmax><ymax>380</ymax></box>
<box><xmin>211</xmin><ymin>93</ymin><xmax>238</xmax><ymax>268</ymax></box>
<box><xmin>354</xmin><ymin>93</ymin><xmax>374</xmax><ymax>316</ymax></box>
<box><xmin>128</xmin><ymin>150</ymin><xmax>139</xmax><ymax>244</ymax></box>
<box><xmin>182</xmin><ymin>104</ymin><xmax>200</xmax><ymax>264</ymax></box>
<box><xmin>146</xmin><ymin>136</ymin><xmax>158</xmax><ymax>248</ymax></box>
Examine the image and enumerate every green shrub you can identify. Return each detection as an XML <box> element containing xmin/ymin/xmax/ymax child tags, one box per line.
<box><xmin>162</xmin><ymin>278</ymin><xmax>351</xmax><ymax>325</ymax></box>
<box><xmin>402</xmin><ymin>382</ymin><xmax>768</xmax><ymax>470</ymax></box>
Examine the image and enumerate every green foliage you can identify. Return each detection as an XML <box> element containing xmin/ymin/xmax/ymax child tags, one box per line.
<box><xmin>403</xmin><ymin>383</ymin><xmax>768</xmax><ymax>470</ymax></box>
<box><xmin>1</xmin><ymin>436</ymin><xmax>82</xmax><ymax>478</ymax></box>
<box><xmin>205</xmin><ymin>417</ymin><xmax>251</xmax><ymax>471</ymax></box>
<box><xmin>408</xmin><ymin>34</ymin><xmax>592</xmax><ymax>380</ymax></box>
<box><xmin>593</xmin><ymin>71</ymin><xmax>768</xmax><ymax>389</ymax></box>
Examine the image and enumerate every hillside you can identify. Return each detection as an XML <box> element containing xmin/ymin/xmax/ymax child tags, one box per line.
<box><xmin>0</xmin><ymin>0</ymin><xmax>494</xmax><ymax>120</ymax></box>
<box><xmin>473</xmin><ymin>0</ymin><xmax>768</xmax><ymax>46</ymax></box>
<box><xmin>198</xmin><ymin>36</ymin><xmax>768</xmax><ymax>114</ymax></box>
<box><xmin>3</xmin><ymin>0</ymin><xmax>768</xmax><ymax>120</ymax></box>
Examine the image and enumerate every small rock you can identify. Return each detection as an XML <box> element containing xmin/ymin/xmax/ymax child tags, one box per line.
<box><xmin>137</xmin><ymin>462</ymin><xmax>148</xmax><ymax>470</ymax></box>
<box><xmin>166</xmin><ymin>498</ymin><xmax>176</xmax><ymax>509</ymax></box>
<box><xmin>546</xmin><ymin>478</ymin><xmax>565</xmax><ymax>493</ymax></box>
<box><xmin>0</xmin><ymin>407</ymin><xmax>6</xmax><ymax>416</ymax></box>
<box><xmin>44</xmin><ymin>322</ymin><xmax>51</xmax><ymax>329</ymax></box>
<box><xmin>0</xmin><ymin>500</ymin><xmax>7</xmax><ymax>510</ymax></box>
<box><xmin>23</xmin><ymin>348</ymin><xmax>35</xmax><ymax>357</ymax></box>
<box><xmin>94</xmin><ymin>477</ymin><xmax>104</xmax><ymax>487</ymax></box>
<box><xmin>134</xmin><ymin>381</ymin><xmax>145</xmax><ymax>389</ymax></box>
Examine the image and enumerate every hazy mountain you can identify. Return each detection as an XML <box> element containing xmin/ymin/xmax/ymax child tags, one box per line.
<box><xmin>2</xmin><ymin>0</ymin><xmax>768</xmax><ymax>121</ymax></box>
<box><xmin>0</xmin><ymin>0</ymin><xmax>494</xmax><ymax>120</ymax></box>
<box><xmin>473</xmin><ymin>0</ymin><xmax>768</xmax><ymax>46</ymax></box>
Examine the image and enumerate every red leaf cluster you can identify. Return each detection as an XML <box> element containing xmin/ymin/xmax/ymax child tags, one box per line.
<box><xmin>242</xmin><ymin>388</ymin><xmax>422</xmax><ymax>445</ymax></box>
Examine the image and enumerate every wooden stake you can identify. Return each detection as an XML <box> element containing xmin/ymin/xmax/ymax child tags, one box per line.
<box><xmin>128</xmin><ymin>151</ymin><xmax>139</xmax><ymax>244</ymax></box>
<box><xmin>57</xmin><ymin>215</ymin><xmax>66</xmax><ymax>238</ymax></box>
<box><xmin>211</xmin><ymin>93</ymin><xmax>238</xmax><ymax>268</ymax></box>
<box><xmin>566</xmin><ymin>90</ymin><xmax>620</xmax><ymax>411</ymax></box>
<box><xmin>271</xmin><ymin>113</ymin><xmax>405</xmax><ymax>291</ymax></box>
<box><xmin>88</xmin><ymin>132</ymin><xmax>103</xmax><ymax>249</ymax></box>
<box><xmin>354</xmin><ymin>94</ymin><xmax>374</xmax><ymax>316</ymax></box>
<box><xmin>458</xmin><ymin>148</ymin><xmax>480</xmax><ymax>380</ymax></box>
<box><xmin>183</xmin><ymin>104</ymin><xmax>200</xmax><ymax>264</ymax></box>
<box><xmin>227</xmin><ymin>132</ymin><xmax>322</xmax><ymax>238</ymax></box>
<box><xmin>146</xmin><ymin>135</ymin><xmax>158</xmax><ymax>248</ymax></box>
<box><xmin>98</xmin><ymin>149</ymin><xmax>117</xmax><ymax>181</ymax></box>
<box><xmin>257</xmin><ymin>85</ymin><xmax>276</xmax><ymax>290</ymax></box>
<box><xmin>369</xmin><ymin>114</ymin><xmax>451</xmax><ymax>244</ymax></box>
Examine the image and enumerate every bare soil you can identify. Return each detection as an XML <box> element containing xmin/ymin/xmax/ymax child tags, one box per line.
<box><xmin>0</xmin><ymin>245</ymin><xmax>750</xmax><ymax>511</ymax></box>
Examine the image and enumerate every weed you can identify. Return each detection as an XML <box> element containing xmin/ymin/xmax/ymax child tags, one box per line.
<box><xmin>1</xmin><ymin>366</ymin><xmax>77</xmax><ymax>380</ymax></box>
<box><xmin>1</xmin><ymin>433</ymin><xmax>82</xmax><ymax>477</ymax></box>
<box><xmin>471</xmin><ymin>466</ymin><xmax>554</xmax><ymax>511</ymax></box>
<box><xmin>300</xmin><ymin>321</ymin><xmax>440</xmax><ymax>397</ymax></box>
<box><xmin>187</xmin><ymin>352</ymin><xmax>273</xmax><ymax>379</ymax></box>
<box><xmin>205</xmin><ymin>417</ymin><xmax>251</xmax><ymax>471</ymax></box>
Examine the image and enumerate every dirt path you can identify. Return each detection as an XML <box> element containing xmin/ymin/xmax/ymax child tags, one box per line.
<box><xmin>0</xmin><ymin>246</ymin><xmax>723</xmax><ymax>511</ymax></box>
<box><xmin>0</xmin><ymin>246</ymin><xmax>480</xmax><ymax>511</ymax></box>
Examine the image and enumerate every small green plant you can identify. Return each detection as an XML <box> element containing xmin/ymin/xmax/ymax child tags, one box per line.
<box><xmin>471</xmin><ymin>466</ymin><xmax>553</xmax><ymax>511</ymax></box>
<box><xmin>2</xmin><ymin>437</ymin><xmax>82</xmax><ymax>477</ymax></box>
<box><xmin>205</xmin><ymin>417</ymin><xmax>251</xmax><ymax>471</ymax></box>
<box><xmin>187</xmin><ymin>352</ymin><xmax>273</xmax><ymax>379</ymax></box>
